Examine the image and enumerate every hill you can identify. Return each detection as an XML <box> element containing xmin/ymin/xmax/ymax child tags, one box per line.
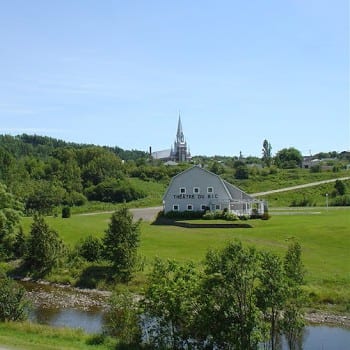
<box><xmin>0</xmin><ymin>134</ymin><xmax>349</xmax><ymax>213</ymax></box>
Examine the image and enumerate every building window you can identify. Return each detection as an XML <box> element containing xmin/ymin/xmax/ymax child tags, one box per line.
<box><xmin>207</xmin><ymin>187</ymin><xmax>213</xmax><ymax>193</ymax></box>
<box><xmin>215</xmin><ymin>204</ymin><xmax>221</xmax><ymax>210</ymax></box>
<box><xmin>173</xmin><ymin>205</ymin><xmax>179</xmax><ymax>211</ymax></box>
<box><xmin>193</xmin><ymin>187</ymin><xmax>200</xmax><ymax>194</ymax></box>
<box><xmin>180</xmin><ymin>187</ymin><xmax>186</xmax><ymax>194</ymax></box>
<box><xmin>187</xmin><ymin>204</ymin><xmax>193</xmax><ymax>211</ymax></box>
<box><xmin>201</xmin><ymin>204</ymin><xmax>208</xmax><ymax>211</ymax></box>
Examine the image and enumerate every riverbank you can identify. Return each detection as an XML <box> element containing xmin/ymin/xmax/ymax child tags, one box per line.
<box><xmin>19</xmin><ymin>278</ymin><xmax>350</xmax><ymax>330</ymax></box>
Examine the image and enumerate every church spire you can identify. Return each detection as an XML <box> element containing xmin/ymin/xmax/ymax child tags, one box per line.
<box><xmin>176</xmin><ymin>114</ymin><xmax>184</xmax><ymax>143</ymax></box>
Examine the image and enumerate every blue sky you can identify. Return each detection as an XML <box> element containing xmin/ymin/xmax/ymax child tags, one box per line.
<box><xmin>0</xmin><ymin>0</ymin><xmax>349</xmax><ymax>157</ymax></box>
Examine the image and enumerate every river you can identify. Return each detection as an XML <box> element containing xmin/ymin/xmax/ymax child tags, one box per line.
<box><xmin>21</xmin><ymin>281</ymin><xmax>350</xmax><ymax>349</ymax></box>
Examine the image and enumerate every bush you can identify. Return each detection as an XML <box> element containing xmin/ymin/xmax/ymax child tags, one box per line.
<box><xmin>0</xmin><ymin>275</ymin><xmax>28</xmax><ymax>322</ymax></box>
<box><xmin>330</xmin><ymin>195</ymin><xmax>350</xmax><ymax>206</ymax></box>
<box><xmin>61</xmin><ymin>206</ymin><xmax>71</xmax><ymax>218</ymax></box>
<box><xmin>76</xmin><ymin>235</ymin><xmax>103</xmax><ymax>262</ymax></box>
<box><xmin>85</xmin><ymin>178</ymin><xmax>146</xmax><ymax>203</ymax></box>
<box><xmin>104</xmin><ymin>291</ymin><xmax>141</xmax><ymax>345</ymax></box>
<box><xmin>165</xmin><ymin>210</ymin><xmax>204</xmax><ymax>219</ymax></box>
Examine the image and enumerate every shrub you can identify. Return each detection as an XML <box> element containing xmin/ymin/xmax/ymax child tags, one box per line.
<box><xmin>104</xmin><ymin>291</ymin><xmax>141</xmax><ymax>345</ymax></box>
<box><xmin>0</xmin><ymin>275</ymin><xmax>29</xmax><ymax>322</ymax></box>
<box><xmin>61</xmin><ymin>206</ymin><xmax>71</xmax><ymax>218</ymax></box>
<box><xmin>76</xmin><ymin>235</ymin><xmax>103</xmax><ymax>262</ymax></box>
<box><xmin>330</xmin><ymin>195</ymin><xmax>350</xmax><ymax>206</ymax></box>
<box><xmin>85</xmin><ymin>179</ymin><xmax>146</xmax><ymax>203</ymax></box>
<box><xmin>165</xmin><ymin>210</ymin><xmax>204</xmax><ymax>219</ymax></box>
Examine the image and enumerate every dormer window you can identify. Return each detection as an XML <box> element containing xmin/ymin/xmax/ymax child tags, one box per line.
<box><xmin>180</xmin><ymin>187</ymin><xmax>186</xmax><ymax>194</ymax></box>
<box><xmin>207</xmin><ymin>187</ymin><xmax>213</xmax><ymax>193</ymax></box>
<box><xmin>193</xmin><ymin>187</ymin><xmax>200</xmax><ymax>194</ymax></box>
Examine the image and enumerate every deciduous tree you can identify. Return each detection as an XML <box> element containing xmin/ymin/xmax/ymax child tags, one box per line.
<box><xmin>262</xmin><ymin>139</ymin><xmax>272</xmax><ymax>167</ymax></box>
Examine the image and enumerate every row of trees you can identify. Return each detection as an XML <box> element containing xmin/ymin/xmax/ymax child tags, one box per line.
<box><xmin>107</xmin><ymin>240</ymin><xmax>306</xmax><ymax>350</ymax></box>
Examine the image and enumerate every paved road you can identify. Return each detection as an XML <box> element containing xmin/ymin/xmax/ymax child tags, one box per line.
<box><xmin>251</xmin><ymin>176</ymin><xmax>350</xmax><ymax>197</ymax></box>
<box><xmin>130</xmin><ymin>206</ymin><xmax>163</xmax><ymax>221</ymax></box>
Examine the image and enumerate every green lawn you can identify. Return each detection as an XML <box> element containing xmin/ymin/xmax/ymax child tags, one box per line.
<box><xmin>20</xmin><ymin>207</ymin><xmax>350</xmax><ymax>310</ymax></box>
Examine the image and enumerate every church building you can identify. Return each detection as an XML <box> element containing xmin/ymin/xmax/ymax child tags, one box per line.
<box><xmin>152</xmin><ymin>116</ymin><xmax>191</xmax><ymax>163</ymax></box>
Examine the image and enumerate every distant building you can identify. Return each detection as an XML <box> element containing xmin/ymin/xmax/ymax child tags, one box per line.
<box><xmin>163</xmin><ymin>165</ymin><xmax>266</xmax><ymax>216</ymax></box>
<box><xmin>152</xmin><ymin>116</ymin><xmax>191</xmax><ymax>163</ymax></box>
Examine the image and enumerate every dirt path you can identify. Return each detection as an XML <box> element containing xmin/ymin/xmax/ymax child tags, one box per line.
<box><xmin>251</xmin><ymin>176</ymin><xmax>350</xmax><ymax>197</ymax></box>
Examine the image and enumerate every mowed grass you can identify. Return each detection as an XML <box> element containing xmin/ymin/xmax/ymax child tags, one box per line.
<box><xmin>20</xmin><ymin>207</ymin><xmax>350</xmax><ymax>310</ymax></box>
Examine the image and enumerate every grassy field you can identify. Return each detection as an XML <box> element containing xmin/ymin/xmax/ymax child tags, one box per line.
<box><xmin>0</xmin><ymin>322</ymin><xmax>116</xmax><ymax>350</ymax></box>
<box><xmin>19</xmin><ymin>206</ymin><xmax>350</xmax><ymax>311</ymax></box>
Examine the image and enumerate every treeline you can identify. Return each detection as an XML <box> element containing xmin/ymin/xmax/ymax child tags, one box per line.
<box><xmin>0</xmin><ymin>134</ymin><xmax>186</xmax><ymax>214</ymax></box>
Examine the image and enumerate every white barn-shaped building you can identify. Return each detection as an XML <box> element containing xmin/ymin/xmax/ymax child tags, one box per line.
<box><xmin>163</xmin><ymin>166</ymin><xmax>266</xmax><ymax>216</ymax></box>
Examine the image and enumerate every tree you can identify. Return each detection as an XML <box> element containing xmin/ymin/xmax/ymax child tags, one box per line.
<box><xmin>235</xmin><ymin>165</ymin><xmax>249</xmax><ymax>179</ymax></box>
<box><xmin>281</xmin><ymin>242</ymin><xmax>306</xmax><ymax>350</ymax></box>
<box><xmin>262</xmin><ymin>139</ymin><xmax>272</xmax><ymax>167</ymax></box>
<box><xmin>334</xmin><ymin>179</ymin><xmax>346</xmax><ymax>196</ymax></box>
<box><xmin>103</xmin><ymin>207</ymin><xmax>141</xmax><ymax>282</ymax></box>
<box><xmin>26</xmin><ymin>214</ymin><xmax>66</xmax><ymax>275</ymax></box>
<box><xmin>143</xmin><ymin>259</ymin><xmax>200</xmax><ymax>349</ymax></box>
<box><xmin>198</xmin><ymin>241</ymin><xmax>262</xmax><ymax>349</ymax></box>
<box><xmin>76</xmin><ymin>235</ymin><xmax>103</xmax><ymax>262</ymax></box>
<box><xmin>104</xmin><ymin>291</ymin><xmax>141</xmax><ymax>346</ymax></box>
<box><xmin>274</xmin><ymin>148</ymin><xmax>302</xmax><ymax>169</ymax></box>
<box><xmin>0</xmin><ymin>183</ymin><xmax>23</xmax><ymax>258</ymax></box>
<box><xmin>0</xmin><ymin>274</ymin><xmax>28</xmax><ymax>322</ymax></box>
<box><xmin>257</xmin><ymin>251</ymin><xmax>287</xmax><ymax>350</ymax></box>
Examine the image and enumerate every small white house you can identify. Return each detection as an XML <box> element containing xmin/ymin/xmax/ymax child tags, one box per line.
<box><xmin>163</xmin><ymin>166</ymin><xmax>266</xmax><ymax>217</ymax></box>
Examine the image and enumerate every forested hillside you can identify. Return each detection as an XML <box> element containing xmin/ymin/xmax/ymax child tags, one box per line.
<box><xmin>0</xmin><ymin>134</ymin><xmax>349</xmax><ymax>215</ymax></box>
<box><xmin>0</xmin><ymin>134</ymin><xmax>187</xmax><ymax>214</ymax></box>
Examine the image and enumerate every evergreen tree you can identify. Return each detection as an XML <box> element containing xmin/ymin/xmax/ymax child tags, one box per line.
<box><xmin>103</xmin><ymin>207</ymin><xmax>141</xmax><ymax>282</ymax></box>
<box><xmin>26</xmin><ymin>214</ymin><xmax>66</xmax><ymax>275</ymax></box>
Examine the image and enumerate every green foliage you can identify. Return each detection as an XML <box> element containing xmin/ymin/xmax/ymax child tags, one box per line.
<box><xmin>284</xmin><ymin>241</ymin><xmax>305</xmax><ymax>286</ymax></box>
<box><xmin>61</xmin><ymin>206</ymin><xmax>71</xmax><ymax>218</ymax></box>
<box><xmin>164</xmin><ymin>210</ymin><xmax>204</xmax><ymax>219</ymax></box>
<box><xmin>209</xmin><ymin>160</ymin><xmax>225</xmax><ymax>174</ymax></box>
<box><xmin>76</xmin><ymin>235</ymin><xmax>103</xmax><ymax>262</ymax></box>
<box><xmin>0</xmin><ymin>183</ymin><xmax>23</xmax><ymax>240</ymax></box>
<box><xmin>13</xmin><ymin>226</ymin><xmax>27</xmax><ymax>258</ymax></box>
<box><xmin>330</xmin><ymin>195</ymin><xmax>350</xmax><ymax>206</ymax></box>
<box><xmin>203</xmin><ymin>209</ymin><xmax>238</xmax><ymax>221</ymax></box>
<box><xmin>262</xmin><ymin>139</ymin><xmax>272</xmax><ymax>167</ymax></box>
<box><xmin>85</xmin><ymin>178</ymin><xmax>146</xmax><ymax>203</ymax></box>
<box><xmin>143</xmin><ymin>259</ymin><xmax>200</xmax><ymax>348</ymax></box>
<box><xmin>235</xmin><ymin>164</ymin><xmax>249</xmax><ymax>179</ymax></box>
<box><xmin>104</xmin><ymin>291</ymin><xmax>141</xmax><ymax>346</ymax></box>
<box><xmin>103</xmin><ymin>207</ymin><xmax>141</xmax><ymax>282</ymax></box>
<box><xmin>26</xmin><ymin>214</ymin><xmax>66</xmax><ymax>276</ymax></box>
<box><xmin>334</xmin><ymin>179</ymin><xmax>346</xmax><ymax>195</ymax></box>
<box><xmin>257</xmin><ymin>252</ymin><xmax>287</xmax><ymax>350</ymax></box>
<box><xmin>0</xmin><ymin>274</ymin><xmax>28</xmax><ymax>322</ymax></box>
<box><xmin>143</xmin><ymin>241</ymin><xmax>306</xmax><ymax>350</ymax></box>
<box><xmin>25</xmin><ymin>180</ymin><xmax>66</xmax><ymax>215</ymax></box>
<box><xmin>200</xmin><ymin>241</ymin><xmax>262</xmax><ymax>349</ymax></box>
<box><xmin>274</xmin><ymin>147</ymin><xmax>303</xmax><ymax>169</ymax></box>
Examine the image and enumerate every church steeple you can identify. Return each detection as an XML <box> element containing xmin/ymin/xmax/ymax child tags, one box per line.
<box><xmin>176</xmin><ymin>114</ymin><xmax>185</xmax><ymax>143</ymax></box>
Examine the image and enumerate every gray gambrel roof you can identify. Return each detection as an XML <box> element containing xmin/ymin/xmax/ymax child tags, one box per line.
<box><xmin>163</xmin><ymin>165</ymin><xmax>255</xmax><ymax>202</ymax></box>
